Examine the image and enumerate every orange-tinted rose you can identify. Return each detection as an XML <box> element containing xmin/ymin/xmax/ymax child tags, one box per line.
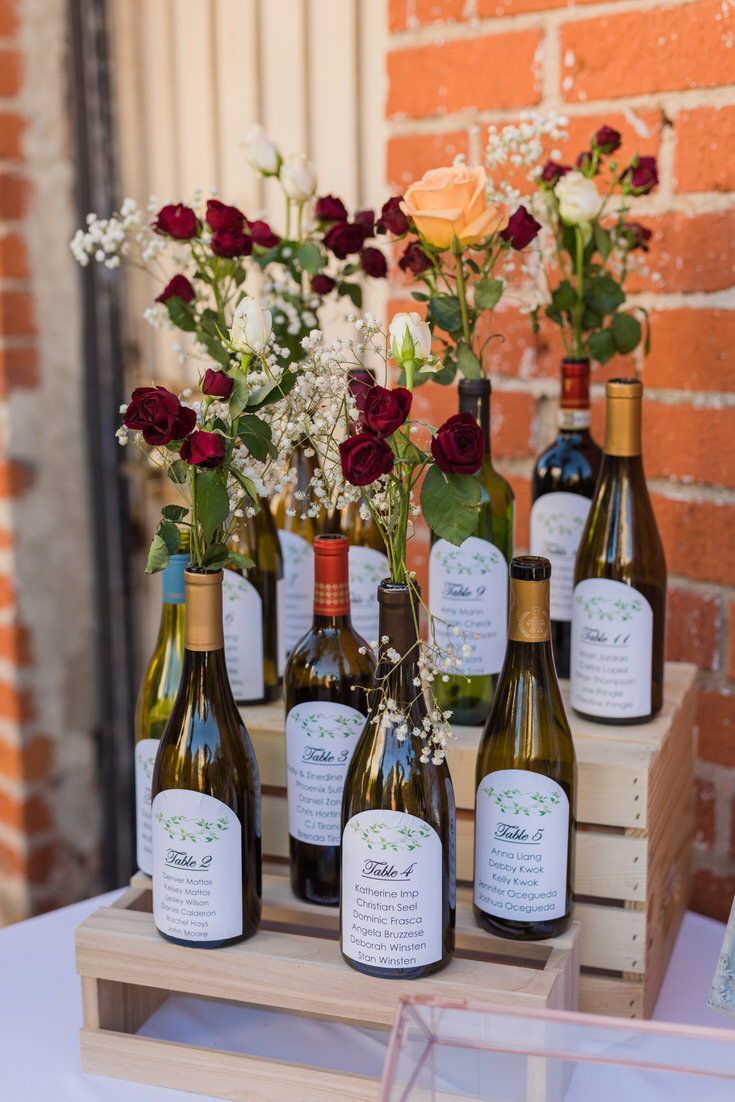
<box><xmin>400</xmin><ymin>166</ymin><xmax>508</xmax><ymax>250</ymax></box>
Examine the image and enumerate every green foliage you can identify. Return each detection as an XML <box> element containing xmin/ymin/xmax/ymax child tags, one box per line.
<box><xmin>428</xmin><ymin>294</ymin><xmax>462</xmax><ymax>335</ymax></box>
<box><xmin>227</xmin><ymin>550</ymin><xmax>255</xmax><ymax>571</ymax></box>
<box><xmin>587</xmin><ymin>328</ymin><xmax>616</xmax><ymax>364</ymax></box>
<box><xmin>161</xmin><ymin>504</ymin><xmax>188</xmax><ymax>522</ymax></box>
<box><xmin>236</xmin><ymin>414</ymin><xmax>274</xmax><ymax>461</ymax></box>
<box><xmin>296</xmin><ymin>242</ymin><xmax>323</xmax><ymax>275</ymax></box>
<box><xmin>228</xmin><ymin>374</ymin><xmax>250</xmax><ymax>419</ymax></box>
<box><xmin>585</xmin><ymin>274</ymin><xmax>625</xmax><ymax>316</ymax></box>
<box><xmin>421</xmin><ymin>465</ymin><xmax>482</xmax><ymax>546</ymax></box>
<box><xmin>456</xmin><ymin>342</ymin><xmax>482</xmax><ymax>379</ymax></box>
<box><xmin>612</xmin><ymin>311</ymin><xmax>642</xmax><ymax>354</ymax></box>
<box><xmin>165</xmin><ymin>296</ymin><xmax>196</xmax><ymax>332</ymax></box>
<box><xmin>474</xmin><ymin>278</ymin><xmax>503</xmax><ymax>311</ymax></box>
<box><xmin>337</xmin><ymin>281</ymin><xmax>362</xmax><ymax>309</ymax></box>
<box><xmin>145</xmin><ymin>533</ymin><xmax>171</xmax><ymax>575</ymax></box>
<box><xmin>196</xmin><ymin>470</ymin><xmax>230</xmax><ymax>544</ymax></box>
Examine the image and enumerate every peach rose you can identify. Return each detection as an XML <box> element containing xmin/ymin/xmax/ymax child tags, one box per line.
<box><xmin>400</xmin><ymin>166</ymin><xmax>508</xmax><ymax>250</ymax></box>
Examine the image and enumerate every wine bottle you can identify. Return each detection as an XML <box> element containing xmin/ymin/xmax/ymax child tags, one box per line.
<box><xmin>151</xmin><ymin>568</ymin><xmax>262</xmax><ymax>947</ymax></box>
<box><xmin>571</xmin><ymin>378</ymin><xmax>667</xmax><ymax>723</ymax></box>
<box><xmin>285</xmin><ymin>534</ymin><xmax>375</xmax><ymax>905</ymax></box>
<box><xmin>430</xmin><ymin>378</ymin><xmax>514</xmax><ymax>725</ymax></box>
<box><xmin>134</xmin><ymin>551</ymin><xmax>188</xmax><ymax>876</ymax></box>
<box><xmin>341</xmin><ymin>581</ymin><xmax>455</xmax><ymax>978</ymax></box>
<box><xmin>474</xmin><ymin>556</ymin><xmax>576</xmax><ymax>940</ymax></box>
<box><xmin>531</xmin><ymin>359</ymin><xmax>602</xmax><ymax>678</ymax></box>
<box><xmin>335</xmin><ymin>502</ymin><xmax>388</xmax><ymax>647</ymax></box>
<box><xmin>273</xmin><ymin>445</ymin><xmax>319</xmax><ymax>658</ymax></box>
<box><xmin>225</xmin><ymin>502</ymin><xmax>285</xmax><ymax>703</ymax></box>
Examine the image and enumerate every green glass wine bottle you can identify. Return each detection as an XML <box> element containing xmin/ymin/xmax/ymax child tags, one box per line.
<box><xmin>225</xmin><ymin>502</ymin><xmax>284</xmax><ymax>703</ymax></box>
<box><xmin>474</xmin><ymin>556</ymin><xmax>576</xmax><ymax>940</ymax></box>
<box><xmin>273</xmin><ymin>446</ymin><xmax>319</xmax><ymax>659</ymax></box>
<box><xmin>151</xmin><ymin>568</ymin><xmax>262</xmax><ymax>947</ymax></box>
<box><xmin>571</xmin><ymin>378</ymin><xmax>667</xmax><ymax>723</ymax></box>
<box><xmin>285</xmin><ymin>535</ymin><xmax>375</xmax><ymax>905</ymax></box>
<box><xmin>430</xmin><ymin>378</ymin><xmax>514</xmax><ymax>725</ymax></box>
<box><xmin>341</xmin><ymin>581</ymin><xmax>456</xmax><ymax>978</ymax></box>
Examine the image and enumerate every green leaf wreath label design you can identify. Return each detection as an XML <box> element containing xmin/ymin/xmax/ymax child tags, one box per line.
<box><xmin>574</xmin><ymin>592</ymin><xmax>644</xmax><ymax>622</ymax></box>
<box><xmin>530</xmin><ymin>492</ymin><xmax>592</xmax><ymax>622</ymax></box>
<box><xmin>155</xmin><ymin>811</ymin><xmax>231</xmax><ymax>843</ymax></box>
<box><xmin>278</xmin><ymin>530</ymin><xmax>314</xmax><ymax>656</ymax></box>
<box><xmin>348</xmin><ymin>818</ymin><xmax>431</xmax><ymax>852</ymax></box>
<box><xmin>483</xmin><ymin>785</ymin><xmax>562</xmax><ymax>817</ymax></box>
<box><xmin>429</xmin><ymin>536</ymin><xmax>507</xmax><ymax>677</ymax></box>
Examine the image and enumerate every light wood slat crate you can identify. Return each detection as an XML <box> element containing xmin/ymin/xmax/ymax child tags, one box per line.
<box><xmin>76</xmin><ymin>872</ymin><xmax>580</xmax><ymax>1102</ymax></box>
<box><xmin>243</xmin><ymin>660</ymin><xmax>697</xmax><ymax>1020</ymax></box>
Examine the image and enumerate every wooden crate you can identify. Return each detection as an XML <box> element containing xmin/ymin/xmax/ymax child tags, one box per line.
<box><xmin>76</xmin><ymin>871</ymin><xmax>579</xmax><ymax>1102</ymax></box>
<box><xmin>244</xmin><ymin>660</ymin><xmax>696</xmax><ymax>1020</ymax></box>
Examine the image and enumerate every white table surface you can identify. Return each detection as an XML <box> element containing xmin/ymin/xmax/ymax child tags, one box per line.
<box><xmin>0</xmin><ymin>889</ymin><xmax>732</xmax><ymax>1101</ymax></box>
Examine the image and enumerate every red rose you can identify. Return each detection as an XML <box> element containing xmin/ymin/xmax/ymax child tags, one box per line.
<box><xmin>339</xmin><ymin>432</ymin><xmax>394</xmax><ymax>486</ymax></box>
<box><xmin>398</xmin><ymin>241</ymin><xmax>431</xmax><ymax>274</ymax></box>
<box><xmin>376</xmin><ymin>195</ymin><xmax>409</xmax><ymax>236</ymax></box>
<box><xmin>156</xmin><ymin>274</ymin><xmax>195</xmax><ymax>303</ymax></box>
<box><xmin>123</xmin><ymin>385</ymin><xmax>196</xmax><ymax>446</ymax></box>
<box><xmin>211</xmin><ymin>228</ymin><xmax>252</xmax><ymax>258</ymax></box>
<box><xmin>180</xmin><ymin>430</ymin><xmax>226</xmax><ymax>468</ymax></box>
<box><xmin>431</xmin><ymin>412</ymin><xmax>484</xmax><ymax>475</ymax></box>
<box><xmin>620</xmin><ymin>221</ymin><xmax>652</xmax><ymax>252</ymax></box>
<box><xmin>324</xmin><ymin>221</ymin><xmax>368</xmax><ymax>259</ymax></box>
<box><xmin>205</xmin><ymin>199</ymin><xmax>245</xmax><ymax>233</ymax></box>
<box><xmin>248</xmin><ymin>219</ymin><xmax>280</xmax><ymax>248</ymax></box>
<box><xmin>202</xmin><ymin>368</ymin><xmax>234</xmax><ymax>399</ymax></box>
<box><xmin>348</xmin><ymin>367</ymin><xmax>375</xmax><ymax>415</ymax></box>
<box><xmin>314</xmin><ymin>195</ymin><xmax>348</xmax><ymax>222</ymax></box>
<box><xmin>359</xmin><ymin>246</ymin><xmax>387</xmax><ymax>278</ymax></box>
<box><xmin>153</xmin><ymin>203</ymin><xmax>199</xmax><ymax>240</ymax></box>
<box><xmin>622</xmin><ymin>156</ymin><xmax>658</xmax><ymax>195</ymax></box>
<box><xmin>355</xmin><ymin>209</ymin><xmax>375</xmax><ymax>236</ymax></box>
<box><xmin>593</xmin><ymin>125</ymin><xmax>621</xmax><ymax>154</ymax></box>
<box><xmin>540</xmin><ymin>161</ymin><xmax>571</xmax><ymax>186</ymax></box>
<box><xmin>500</xmin><ymin>206</ymin><xmax>542</xmax><ymax>251</ymax></box>
<box><xmin>311</xmin><ymin>274</ymin><xmax>336</xmax><ymax>295</ymax></box>
<box><xmin>362</xmin><ymin>385</ymin><xmax>411</xmax><ymax>436</ymax></box>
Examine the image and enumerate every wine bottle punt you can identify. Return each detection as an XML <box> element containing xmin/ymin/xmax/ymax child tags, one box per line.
<box><xmin>430</xmin><ymin>378</ymin><xmax>514</xmax><ymax>725</ymax></box>
<box><xmin>284</xmin><ymin>534</ymin><xmax>375</xmax><ymax>905</ymax></box>
<box><xmin>273</xmin><ymin>445</ymin><xmax>319</xmax><ymax>659</ymax></box>
<box><xmin>571</xmin><ymin>378</ymin><xmax>667</xmax><ymax>724</ymax></box>
<box><xmin>531</xmin><ymin>359</ymin><xmax>602</xmax><ymax>679</ymax></box>
<box><xmin>474</xmin><ymin>556</ymin><xmax>576</xmax><ymax>940</ymax></box>
<box><xmin>341</xmin><ymin>581</ymin><xmax>456</xmax><ymax>979</ymax></box>
<box><xmin>151</xmin><ymin>568</ymin><xmax>262</xmax><ymax>948</ymax></box>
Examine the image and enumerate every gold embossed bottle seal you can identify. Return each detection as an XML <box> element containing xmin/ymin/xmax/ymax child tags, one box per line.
<box><xmin>185</xmin><ymin>569</ymin><xmax>225</xmax><ymax>651</ymax></box>
<box><xmin>508</xmin><ymin>556</ymin><xmax>551</xmax><ymax>643</ymax></box>
<box><xmin>605</xmin><ymin>377</ymin><xmax>643</xmax><ymax>457</ymax></box>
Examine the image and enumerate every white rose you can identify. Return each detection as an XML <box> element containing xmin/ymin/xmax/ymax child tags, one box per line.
<box><xmin>230</xmin><ymin>296</ymin><xmax>273</xmax><ymax>352</ymax></box>
<box><xmin>389</xmin><ymin>312</ymin><xmax>432</xmax><ymax>363</ymax></box>
<box><xmin>281</xmin><ymin>154</ymin><xmax>317</xmax><ymax>202</ymax></box>
<box><xmin>555</xmin><ymin>171</ymin><xmax>601</xmax><ymax>225</ymax></box>
<box><xmin>242</xmin><ymin>124</ymin><xmax>280</xmax><ymax>175</ymax></box>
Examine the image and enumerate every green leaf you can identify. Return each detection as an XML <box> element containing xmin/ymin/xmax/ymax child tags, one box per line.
<box><xmin>546</xmin><ymin>280</ymin><xmax>577</xmax><ymax>326</ymax></box>
<box><xmin>195</xmin><ymin>470</ymin><xmax>230</xmax><ymax>544</ymax></box>
<box><xmin>429</xmin><ymin>353</ymin><xmax>458</xmax><ymax>387</ymax></box>
<box><xmin>296</xmin><ymin>241</ymin><xmax>323</xmax><ymax>275</ymax></box>
<box><xmin>227</xmin><ymin>550</ymin><xmax>255</xmax><ymax>571</ymax></box>
<box><xmin>237</xmin><ymin>413</ymin><xmax>274</xmax><ymax>461</ymax></box>
<box><xmin>410</xmin><ymin>291</ymin><xmax>430</xmax><ymax>302</ymax></box>
<box><xmin>474</xmin><ymin>278</ymin><xmax>504</xmax><ymax>311</ymax></box>
<box><xmin>145</xmin><ymin>534</ymin><xmax>170</xmax><ymax>574</ymax></box>
<box><xmin>428</xmin><ymin>294</ymin><xmax>462</xmax><ymax>335</ymax></box>
<box><xmin>612</xmin><ymin>312</ymin><xmax>642</xmax><ymax>354</ymax></box>
<box><xmin>421</xmin><ymin>465</ymin><xmax>482</xmax><ymax>546</ymax></box>
<box><xmin>168</xmin><ymin>459</ymin><xmax>189</xmax><ymax>485</ymax></box>
<box><xmin>337</xmin><ymin>281</ymin><xmax>362</xmax><ymax>309</ymax></box>
<box><xmin>165</xmin><ymin>297</ymin><xmax>196</xmax><ymax>332</ymax></box>
<box><xmin>159</xmin><ymin>520</ymin><xmax>180</xmax><ymax>554</ymax></box>
<box><xmin>247</xmin><ymin>369</ymin><xmax>297</xmax><ymax>410</ymax></box>
<box><xmin>594</xmin><ymin>223</ymin><xmax>613</xmax><ymax>261</ymax></box>
<box><xmin>456</xmin><ymin>342</ymin><xmax>482</xmax><ymax>379</ymax></box>
<box><xmin>588</xmin><ymin>328</ymin><xmax>616</xmax><ymax>365</ymax></box>
<box><xmin>201</xmin><ymin>333</ymin><xmax>231</xmax><ymax>368</ymax></box>
<box><xmin>228</xmin><ymin>373</ymin><xmax>250</xmax><ymax>419</ymax></box>
<box><xmin>161</xmin><ymin>504</ymin><xmax>188</xmax><ymax>522</ymax></box>
<box><xmin>586</xmin><ymin>274</ymin><xmax>625</xmax><ymax>317</ymax></box>
<box><xmin>202</xmin><ymin>542</ymin><xmax>230</xmax><ymax>569</ymax></box>
<box><xmin>391</xmin><ymin>429</ymin><xmax>427</xmax><ymax>465</ymax></box>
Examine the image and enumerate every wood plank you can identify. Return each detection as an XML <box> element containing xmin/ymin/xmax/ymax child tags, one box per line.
<box><xmin>579</xmin><ymin>974</ymin><xmax>644</xmax><ymax>1018</ymax></box>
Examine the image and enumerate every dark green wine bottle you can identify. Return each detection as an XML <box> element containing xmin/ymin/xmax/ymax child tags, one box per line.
<box><xmin>341</xmin><ymin>581</ymin><xmax>456</xmax><ymax>978</ymax></box>
<box><xmin>474</xmin><ymin>556</ymin><xmax>576</xmax><ymax>940</ymax></box>
<box><xmin>430</xmin><ymin>378</ymin><xmax>514</xmax><ymax>725</ymax></box>
<box><xmin>285</xmin><ymin>535</ymin><xmax>375</xmax><ymax>905</ymax></box>
<box><xmin>151</xmin><ymin>568</ymin><xmax>262</xmax><ymax>948</ymax></box>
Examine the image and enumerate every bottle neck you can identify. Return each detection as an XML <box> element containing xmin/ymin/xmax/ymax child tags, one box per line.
<box><xmin>559</xmin><ymin>358</ymin><xmax>591</xmax><ymax>433</ymax></box>
<box><xmin>313</xmin><ymin>539</ymin><xmax>351</xmax><ymax>628</ymax></box>
<box><xmin>605</xmin><ymin>394</ymin><xmax>642</xmax><ymax>457</ymax></box>
<box><xmin>376</xmin><ymin>586</ymin><xmax>420</xmax><ymax>704</ymax></box>
<box><xmin>459</xmin><ymin>386</ymin><xmax>490</xmax><ymax>458</ymax></box>
<box><xmin>184</xmin><ymin>570</ymin><xmax>224</xmax><ymax>652</ymax></box>
<box><xmin>504</xmin><ymin>574</ymin><xmax>556</xmax><ymax>674</ymax></box>
<box><xmin>158</xmin><ymin>553</ymin><xmax>187</xmax><ymax>637</ymax></box>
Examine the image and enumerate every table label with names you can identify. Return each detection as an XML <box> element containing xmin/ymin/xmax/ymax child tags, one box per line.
<box><xmin>135</xmin><ymin>738</ymin><xmax>158</xmax><ymax>876</ymax></box>
<box><xmin>430</xmin><ymin>536</ymin><xmax>507</xmax><ymax>676</ymax></box>
<box><xmin>223</xmin><ymin>570</ymin><xmax>264</xmax><ymax>700</ymax></box>
<box><xmin>278</xmin><ymin>530</ymin><xmax>314</xmax><ymax>656</ymax></box>
<box><xmin>530</xmin><ymin>491</ymin><xmax>591</xmax><ymax>622</ymax></box>
<box><xmin>349</xmin><ymin>546</ymin><xmax>388</xmax><ymax>647</ymax></box>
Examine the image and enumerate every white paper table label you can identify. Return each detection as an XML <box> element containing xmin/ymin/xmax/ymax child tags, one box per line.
<box><xmin>530</xmin><ymin>492</ymin><xmax>591</xmax><ymax>622</ymax></box>
<box><xmin>279</xmin><ymin>530</ymin><xmax>314</xmax><ymax>656</ymax></box>
<box><xmin>429</xmin><ymin>536</ymin><xmax>507</xmax><ymax>676</ymax></box>
<box><xmin>349</xmin><ymin>546</ymin><xmax>388</xmax><ymax>646</ymax></box>
<box><xmin>135</xmin><ymin>738</ymin><xmax>158</xmax><ymax>876</ymax></box>
<box><xmin>222</xmin><ymin>569</ymin><xmax>264</xmax><ymax>700</ymax></box>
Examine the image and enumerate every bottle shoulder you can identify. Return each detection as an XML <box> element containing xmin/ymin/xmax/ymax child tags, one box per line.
<box><xmin>577</xmin><ymin>461</ymin><xmax>667</xmax><ymax>578</ymax></box>
<box><xmin>532</xmin><ymin>434</ymin><xmax>602</xmax><ymax>497</ymax></box>
<box><xmin>286</xmin><ymin>627</ymin><xmax>375</xmax><ymax>688</ymax></box>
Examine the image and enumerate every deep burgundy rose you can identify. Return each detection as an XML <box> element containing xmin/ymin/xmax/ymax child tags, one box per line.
<box><xmin>202</xmin><ymin>368</ymin><xmax>234</xmax><ymax>399</ymax></box>
<box><xmin>376</xmin><ymin>195</ymin><xmax>409</xmax><ymax>236</ymax></box>
<box><xmin>123</xmin><ymin>385</ymin><xmax>196</xmax><ymax>446</ymax></box>
<box><xmin>355</xmin><ymin>209</ymin><xmax>375</xmax><ymax>236</ymax></box>
<box><xmin>576</xmin><ymin>150</ymin><xmax>595</xmax><ymax>173</ymax></box>
<box><xmin>339</xmin><ymin>431</ymin><xmax>394</xmax><ymax>486</ymax></box>
<box><xmin>324</xmin><ymin>221</ymin><xmax>368</xmax><ymax>258</ymax></box>
<box><xmin>359</xmin><ymin>246</ymin><xmax>388</xmax><ymax>278</ymax></box>
<box><xmin>540</xmin><ymin>160</ymin><xmax>571</xmax><ymax>186</ymax></box>
<box><xmin>211</xmin><ymin>228</ymin><xmax>252</xmax><ymax>258</ymax></box>
<box><xmin>155</xmin><ymin>274</ymin><xmax>195</xmax><ymax>304</ymax></box>
<box><xmin>594</xmin><ymin>125</ymin><xmax>621</xmax><ymax>154</ymax></box>
<box><xmin>311</xmin><ymin>273</ymin><xmax>336</xmax><ymax>295</ymax></box>
<box><xmin>621</xmin><ymin>221</ymin><xmax>653</xmax><ymax>252</ymax></box>
<box><xmin>180</xmin><ymin>429</ymin><xmax>226</xmax><ymax>468</ymax></box>
<box><xmin>348</xmin><ymin>367</ymin><xmax>375</xmax><ymax>415</ymax></box>
<box><xmin>153</xmin><ymin>203</ymin><xmax>200</xmax><ymax>240</ymax></box>
<box><xmin>622</xmin><ymin>155</ymin><xmax>659</xmax><ymax>195</ymax></box>
<box><xmin>314</xmin><ymin>194</ymin><xmax>348</xmax><ymax>222</ymax></box>
<box><xmin>248</xmin><ymin>219</ymin><xmax>280</xmax><ymax>248</ymax></box>
<box><xmin>362</xmin><ymin>385</ymin><xmax>412</xmax><ymax>436</ymax></box>
<box><xmin>501</xmin><ymin>206</ymin><xmax>542</xmax><ymax>251</ymax></box>
<box><xmin>398</xmin><ymin>241</ymin><xmax>432</xmax><ymax>274</ymax></box>
<box><xmin>431</xmin><ymin>412</ymin><xmax>484</xmax><ymax>475</ymax></box>
<box><xmin>205</xmin><ymin>199</ymin><xmax>245</xmax><ymax>233</ymax></box>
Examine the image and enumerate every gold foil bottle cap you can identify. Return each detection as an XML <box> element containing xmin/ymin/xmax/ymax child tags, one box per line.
<box><xmin>605</xmin><ymin>377</ymin><xmax>643</xmax><ymax>457</ymax></box>
<box><xmin>185</xmin><ymin>569</ymin><xmax>225</xmax><ymax>651</ymax></box>
<box><xmin>508</xmin><ymin>556</ymin><xmax>551</xmax><ymax>643</ymax></box>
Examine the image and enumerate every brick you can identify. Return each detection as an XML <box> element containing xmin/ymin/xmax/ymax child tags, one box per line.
<box><xmin>0</xmin><ymin>172</ymin><xmax>27</xmax><ymax>219</ymax></box>
<box><xmin>561</xmin><ymin>0</ymin><xmax>735</xmax><ymax>103</ymax></box>
<box><xmin>0</xmin><ymin>459</ymin><xmax>32</xmax><ymax>496</ymax></box>
<box><xmin>560</xmin><ymin>110</ymin><xmax>661</xmax><ymax>168</ymax></box>
<box><xmin>0</xmin><ymin>232</ymin><xmax>28</xmax><ymax>279</ymax></box>
<box><xmin>666</xmin><ymin>588</ymin><xmax>721</xmax><ymax>671</ymax></box>
<box><xmin>0</xmin><ymin>790</ymin><xmax>51</xmax><ymax>834</ymax></box>
<box><xmin>0</xmin><ymin>623</ymin><xmax>32</xmax><ymax>665</ymax></box>
<box><xmin>0</xmin><ymin>0</ymin><xmax>19</xmax><ymax>37</ymax></box>
<box><xmin>0</xmin><ymin>734</ymin><xmax>52</xmax><ymax>782</ymax></box>
<box><xmin>694</xmin><ymin>777</ymin><xmax>716</xmax><ymax>851</ymax></box>
<box><xmin>653</xmin><ymin>493</ymin><xmax>735</xmax><ymax>587</ymax></box>
<box><xmin>644</xmin><ymin>402</ymin><xmax>735</xmax><ymax>490</ymax></box>
<box><xmin>645</xmin><ymin>310</ymin><xmax>735</xmax><ymax>393</ymax></box>
<box><xmin>0</xmin><ymin>345</ymin><xmax>39</xmax><ymax>394</ymax></box>
<box><xmin>697</xmin><ymin>688</ymin><xmax>735</xmax><ymax>767</ymax></box>
<box><xmin>491</xmin><ymin>390</ymin><xmax>535</xmax><ymax>460</ymax></box>
<box><xmin>507</xmin><ymin>471</ymin><xmax>530</xmax><ymax>550</ymax></box>
<box><xmin>0</xmin><ymin>575</ymin><xmax>13</xmax><ymax>608</ymax></box>
<box><xmin>628</xmin><ymin>211</ymin><xmax>735</xmax><ymax>295</ymax></box>
<box><xmin>0</xmin><ymin>290</ymin><xmax>34</xmax><ymax>336</ymax></box>
<box><xmin>728</xmin><ymin>603</ymin><xmax>735</xmax><ymax>680</ymax></box>
<box><xmin>387</xmin><ymin>30</ymin><xmax>542</xmax><ymax>118</ymax></box>
<box><xmin>0</xmin><ymin>112</ymin><xmax>24</xmax><ymax>159</ymax></box>
<box><xmin>0</xmin><ymin>48</ymin><xmax>21</xmax><ymax>96</ymax></box>
<box><xmin>675</xmin><ymin>106</ymin><xmax>735</xmax><ymax>193</ymax></box>
<box><xmin>389</xmin><ymin>0</ymin><xmax>465</xmax><ymax>31</ymax></box>
<box><xmin>0</xmin><ymin>681</ymin><xmax>34</xmax><ymax>722</ymax></box>
<box><xmin>0</xmin><ymin>836</ymin><xmax>24</xmax><ymax>877</ymax></box>
<box><xmin>479</xmin><ymin>0</ymin><xmax>599</xmax><ymax>14</ymax></box>
<box><xmin>387</xmin><ymin>130</ymin><xmax>469</xmax><ymax>192</ymax></box>
<box><xmin>691</xmin><ymin>867</ymin><xmax>735</xmax><ymax>923</ymax></box>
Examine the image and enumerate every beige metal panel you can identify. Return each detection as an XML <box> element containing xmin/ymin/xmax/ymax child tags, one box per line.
<box><xmin>213</xmin><ymin>0</ymin><xmax>262</xmax><ymax>210</ymax></box>
<box><xmin>307</xmin><ymin>0</ymin><xmax>359</xmax><ymax>205</ymax></box>
<box><xmin>258</xmin><ymin>0</ymin><xmax>308</xmax><ymax>222</ymax></box>
<box><xmin>172</xmin><ymin>1</ymin><xmax>220</xmax><ymax>197</ymax></box>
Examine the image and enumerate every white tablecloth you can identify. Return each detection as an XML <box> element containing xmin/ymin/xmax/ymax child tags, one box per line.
<box><xmin>0</xmin><ymin>889</ymin><xmax>732</xmax><ymax>1100</ymax></box>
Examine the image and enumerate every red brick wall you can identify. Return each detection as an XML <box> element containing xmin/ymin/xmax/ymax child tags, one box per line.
<box><xmin>387</xmin><ymin>0</ymin><xmax>735</xmax><ymax>920</ymax></box>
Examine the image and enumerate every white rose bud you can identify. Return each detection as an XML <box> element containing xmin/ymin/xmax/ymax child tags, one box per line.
<box><xmin>242</xmin><ymin>124</ymin><xmax>281</xmax><ymax>176</ymax></box>
<box><xmin>389</xmin><ymin>311</ymin><xmax>432</xmax><ymax>365</ymax></box>
<box><xmin>555</xmin><ymin>170</ymin><xmax>601</xmax><ymax>225</ymax></box>
<box><xmin>281</xmin><ymin>154</ymin><xmax>317</xmax><ymax>202</ymax></box>
<box><xmin>230</xmin><ymin>296</ymin><xmax>273</xmax><ymax>352</ymax></box>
